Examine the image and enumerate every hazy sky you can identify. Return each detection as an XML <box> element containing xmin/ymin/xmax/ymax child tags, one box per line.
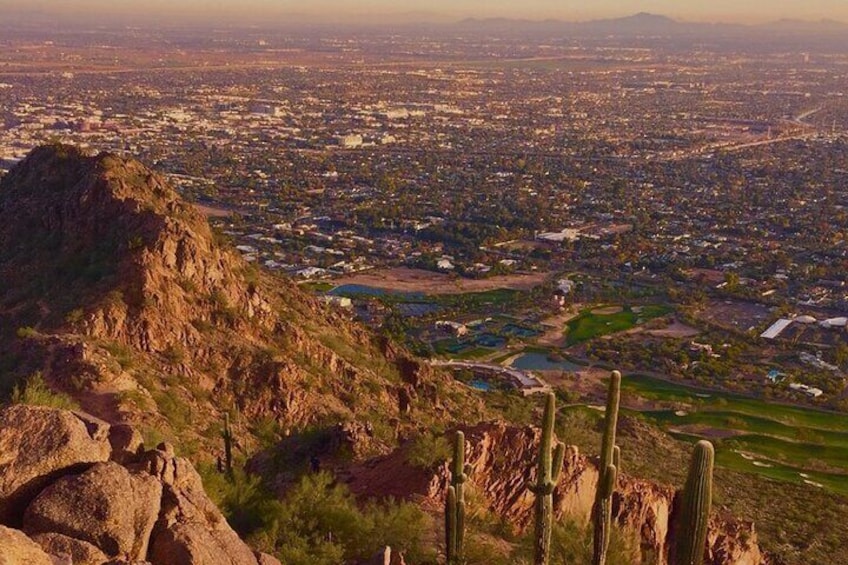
<box><xmin>5</xmin><ymin>0</ymin><xmax>848</xmax><ymax>24</ymax></box>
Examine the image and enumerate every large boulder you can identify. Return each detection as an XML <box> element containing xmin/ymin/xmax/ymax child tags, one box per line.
<box><xmin>23</xmin><ymin>462</ymin><xmax>161</xmax><ymax>561</ymax></box>
<box><xmin>0</xmin><ymin>405</ymin><xmax>111</xmax><ymax>525</ymax></box>
<box><xmin>107</xmin><ymin>424</ymin><xmax>145</xmax><ymax>465</ymax></box>
<box><xmin>138</xmin><ymin>447</ymin><xmax>259</xmax><ymax>565</ymax></box>
<box><xmin>30</xmin><ymin>533</ymin><xmax>108</xmax><ymax>565</ymax></box>
<box><xmin>0</xmin><ymin>525</ymin><xmax>56</xmax><ymax>565</ymax></box>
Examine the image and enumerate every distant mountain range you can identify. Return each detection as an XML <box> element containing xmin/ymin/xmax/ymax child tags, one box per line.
<box><xmin>455</xmin><ymin>12</ymin><xmax>848</xmax><ymax>37</ymax></box>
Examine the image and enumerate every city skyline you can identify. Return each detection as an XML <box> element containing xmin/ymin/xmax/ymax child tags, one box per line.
<box><xmin>4</xmin><ymin>0</ymin><xmax>848</xmax><ymax>25</ymax></box>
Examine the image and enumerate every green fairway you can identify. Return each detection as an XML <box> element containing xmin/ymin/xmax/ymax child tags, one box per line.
<box><xmin>626</xmin><ymin>374</ymin><xmax>848</xmax><ymax>432</ymax></box>
<box><xmin>455</xmin><ymin>347</ymin><xmax>494</xmax><ymax>360</ymax></box>
<box><xmin>564</xmin><ymin>304</ymin><xmax>671</xmax><ymax>345</ymax></box>
<box><xmin>619</xmin><ymin>374</ymin><xmax>848</xmax><ymax>495</ymax></box>
<box><xmin>301</xmin><ymin>281</ymin><xmax>335</xmax><ymax>293</ymax></box>
<box><xmin>644</xmin><ymin>410</ymin><xmax>848</xmax><ymax>448</ymax></box>
<box><xmin>716</xmin><ymin>449</ymin><xmax>848</xmax><ymax>497</ymax></box>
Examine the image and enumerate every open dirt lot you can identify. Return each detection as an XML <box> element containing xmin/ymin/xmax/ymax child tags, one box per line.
<box><xmin>697</xmin><ymin>299</ymin><xmax>772</xmax><ymax>331</ymax></box>
<box><xmin>332</xmin><ymin>267</ymin><xmax>549</xmax><ymax>295</ymax></box>
<box><xmin>642</xmin><ymin>319</ymin><xmax>701</xmax><ymax>338</ymax></box>
<box><xmin>194</xmin><ymin>203</ymin><xmax>234</xmax><ymax>218</ymax></box>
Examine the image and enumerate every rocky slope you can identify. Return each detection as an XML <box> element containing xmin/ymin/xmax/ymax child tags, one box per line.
<box><xmin>0</xmin><ymin>403</ymin><xmax>279</xmax><ymax>565</ymax></box>
<box><xmin>347</xmin><ymin>421</ymin><xmax>768</xmax><ymax>565</ymax></box>
<box><xmin>0</xmin><ymin>145</ymin><xmax>467</xmax><ymax>455</ymax></box>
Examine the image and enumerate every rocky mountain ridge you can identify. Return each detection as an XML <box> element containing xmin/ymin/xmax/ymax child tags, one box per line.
<box><xmin>0</xmin><ymin>145</ymin><xmax>463</xmax><ymax>455</ymax></box>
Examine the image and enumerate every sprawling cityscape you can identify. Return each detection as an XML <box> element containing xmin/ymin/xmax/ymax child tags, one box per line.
<box><xmin>1</xmin><ymin>10</ymin><xmax>847</xmax><ymax>565</ymax></box>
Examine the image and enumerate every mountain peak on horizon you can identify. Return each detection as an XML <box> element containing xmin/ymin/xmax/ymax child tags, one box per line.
<box><xmin>628</xmin><ymin>12</ymin><xmax>675</xmax><ymax>20</ymax></box>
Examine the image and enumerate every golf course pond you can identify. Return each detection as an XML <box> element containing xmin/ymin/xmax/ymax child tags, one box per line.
<box><xmin>509</xmin><ymin>352</ymin><xmax>583</xmax><ymax>372</ymax></box>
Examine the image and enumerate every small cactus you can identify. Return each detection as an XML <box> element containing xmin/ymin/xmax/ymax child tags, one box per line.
<box><xmin>222</xmin><ymin>412</ymin><xmax>233</xmax><ymax>475</ymax></box>
<box><xmin>530</xmin><ymin>392</ymin><xmax>565</xmax><ymax>565</ymax></box>
<box><xmin>446</xmin><ymin>431</ymin><xmax>468</xmax><ymax>564</ymax></box>
<box><xmin>674</xmin><ymin>440</ymin><xmax>715</xmax><ymax>565</ymax></box>
<box><xmin>592</xmin><ymin>371</ymin><xmax>621</xmax><ymax>565</ymax></box>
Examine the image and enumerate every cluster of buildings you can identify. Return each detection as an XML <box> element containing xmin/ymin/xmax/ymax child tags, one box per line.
<box><xmin>0</xmin><ymin>26</ymin><xmax>846</xmax><ymax>315</ymax></box>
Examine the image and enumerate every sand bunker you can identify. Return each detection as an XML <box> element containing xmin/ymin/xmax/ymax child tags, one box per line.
<box><xmin>591</xmin><ymin>306</ymin><xmax>624</xmax><ymax>315</ymax></box>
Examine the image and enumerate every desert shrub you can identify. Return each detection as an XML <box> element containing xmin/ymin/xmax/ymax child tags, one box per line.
<box><xmin>15</xmin><ymin>326</ymin><xmax>38</xmax><ymax>339</ymax></box>
<box><xmin>9</xmin><ymin>372</ymin><xmax>78</xmax><ymax>410</ymax></box>
<box><xmin>199</xmin><ymin>468</ymin><xmax>433</xmax><ymax>564</ymax></box>
<box><xmin>162</xmin><ymin>343</ymin><xmax>186</xmax><ymax>365</ymax></box>
<box><xmin>64</xmin><ymin>308</ymin><xmax>85</xmax><ymax>324</ymax></box>
<box><xmin>406</xmin><ymin>431</ymin><xmax>452</xmax><ymax>469</ymax></box>
<box><xmin>512</xmin><ymin>518</ymin><xmax>640</xmax><ymax>565</ymax></box>
<box><xmin>151</xmin><ymin>389</ymin><xmax>191</xmax><ymax>431</ymax></box>
<box><xmin>102</xmin><ymin>341</ymin><xmax>135</xmax><ymax>370</ymax></box>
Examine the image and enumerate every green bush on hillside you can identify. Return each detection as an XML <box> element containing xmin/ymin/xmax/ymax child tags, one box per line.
<box><xmin>406</xmin><ymin>432</ymin><xmax>452</xmax><ymax>469</ymax></box>
<box><xmin>200</xmin><ymin>467</ymin><xmax>434</xmax><ymax>564</ymax></box>
<box><xmin>9</xmin><ymin>372</ymin><xmax>78</xmax><ymax>410</ymax></box>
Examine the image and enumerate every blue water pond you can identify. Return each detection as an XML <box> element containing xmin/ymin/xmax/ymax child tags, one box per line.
<box><xmin>510</xmin><ymin>352</ymin><xmax>582</xmax><ymax>372</ymax></box>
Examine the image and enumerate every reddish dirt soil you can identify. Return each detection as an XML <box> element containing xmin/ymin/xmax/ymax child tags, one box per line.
<box><xmin>332</xmin><ymin>267</ymin><xmax>550</xmax><ymax>295</ymax></box>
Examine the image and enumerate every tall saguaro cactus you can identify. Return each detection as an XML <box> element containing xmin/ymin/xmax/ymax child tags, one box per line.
<box><xmin>446</xmin><ymin>431</ymin><xmax>468</xmax><ymax>564</ymax></box>
<box><xmin>530</xmin><ymin>392</ymin><xmax>565</xmax><ymax>565</ymax></box>
<box><xmin>674</xmin><ymin>440</ymin><xmax>715</xmax><ymax>565</ymax></box>
<box><xmin>592</xmin><ymin>370</ymin><xmax>621</xmax><ymax>565</ymax></box>
<box><xmin>222</xmin><ymin>412</ymin><xmax>234</xmax><ymax>475</ymax></box>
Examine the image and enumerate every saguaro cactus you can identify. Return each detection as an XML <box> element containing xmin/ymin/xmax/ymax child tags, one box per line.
<box><xmin>592</xmin><ymin>370</ymin><xmax>621</xmax><ymax>565</ymax></box>
<box><xmin>445</xmin><ymin>431</ymin><xmax>467</xmax><ymax>564</ymax></box>
<box><xmin>530</xmin><ymin>392</ymin><xmax>565</xmax><ymax>565</ymax></box>
<box><xmin>222</xmin><ymin>412</ymin><xmax>234</xmax><ymax>475</ymax></box>
<box><xmin>674</xmin><ymin>440</ymin><xmax>715</xmax><ymax>565</ymax></box>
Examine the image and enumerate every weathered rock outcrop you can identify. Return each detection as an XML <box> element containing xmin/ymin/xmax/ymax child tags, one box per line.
<box><xmin>347</xmin><ymin>421</ymin><xmax>767</xmax><ymax>565</ymax></box>
<box><xmin>0</xmin><ymin>525</ymin><xmax>56</xmax><ymax>565</ymax></box>
<box><xmin>137</xmin><ymin>446</ymin><xmax>260</xmax><ymax>565</ymax></box>
<box><xmin>705</xmin><ymin>513</ymin><xmax>766</xmax><ymax>565</ymax></box>
<box><xmin>0</xmin><ymin>404</ymin><xmax>264</xmax><ymax>565</ymax></box>
<box><xmin>0</xmin><ymin>405</ymin><xmax>111</xmax><ymax>525</ymax></box>
<box><xmin>29</xmin><ymin>532</ymin><xmax>109</xmax><ymax>565</ymax></box>
<box><xmin>23</xmin><ymin>462</ymin><xmax>162</xmax><ymax>561</ymax></box>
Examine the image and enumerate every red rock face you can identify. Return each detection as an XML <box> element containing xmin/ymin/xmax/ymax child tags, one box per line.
<box><xmin>347</xmin><ymin>421</ymin><xmax>768</xmax><ymax>565</ymax></box>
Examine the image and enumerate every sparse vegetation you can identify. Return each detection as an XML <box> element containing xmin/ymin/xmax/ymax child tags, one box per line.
<box><xmin>102</xmin><ymin>340</ymin><xmax>135</xmax><ymax>370</ymax></box>
<box><xmin>200</xmin><ymin>467</ymin><xmax>434</xmax><ymax>565</ymax></box>
<box><xmin>64</xmin><ymin>308</ymin><xmax>85</xmax><ymax>324</ymax></box>
<box><xmin>407</xmin><ymin>431</ymin><xmax>452</xmax><ymax>469</ymax></box>
<box><xmin>15</xmin><ymin>326</ymin><xmax>38</xmax><ymax>339</ymax></box>
<box><xmin>9</xmin><ymin>372</ymin><xmax>79</xmax><ymax>410</ymax></box>
<box><xmin>162</xmin><ymin>343</ymin><xmax>186</xmax><ymax>365</ymax></box>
